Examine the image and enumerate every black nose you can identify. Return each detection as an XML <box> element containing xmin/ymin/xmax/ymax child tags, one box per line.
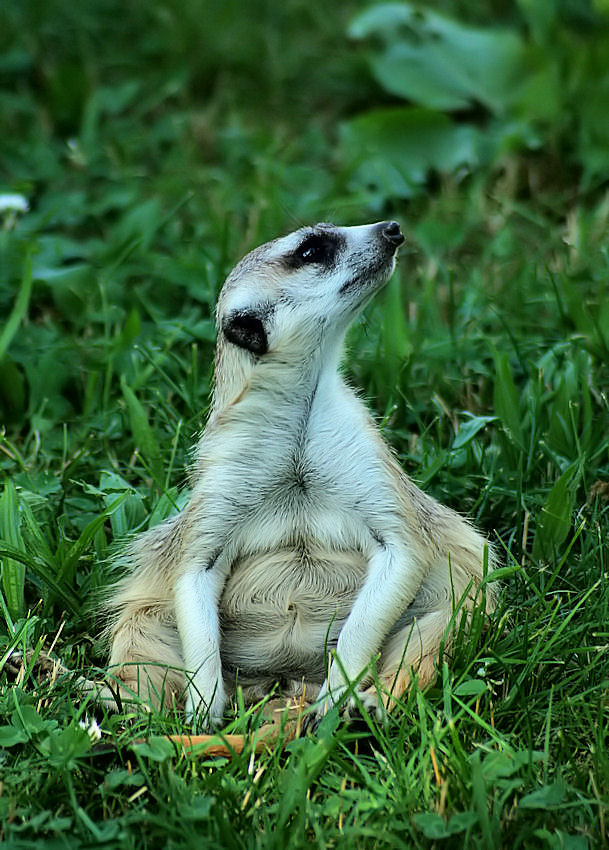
<box><xmin>380</xmin><ymin>220</ymin><xmax>404</xmax><ymax>247</ymax></box>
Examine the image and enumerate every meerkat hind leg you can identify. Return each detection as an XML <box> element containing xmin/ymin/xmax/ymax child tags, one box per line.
<box><xmin>365</xmin><ymin>540</ymin><xmax>496</xmax><ymax>711</ymax></box>
<box><xmin>365</xmin><ymin>610</ymin><xmax>448</xmax><ymax>710</ymax></box>
<box><xmin>105</xmin><ymin>606</ymin><xmax>186</xmax><ymax>712</ymax></box>
<box><xmin>368</xmin><ymin>589</ymin><xmax>494</xmax><ymax>709</ymax></box>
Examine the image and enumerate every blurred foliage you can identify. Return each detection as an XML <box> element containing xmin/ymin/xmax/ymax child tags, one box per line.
<box><xmin>343</xmin><ymin>0</ymin><xmax>609</xmax><ymax>202</ymax></box>
<box><xmin>0</xmin><ymin>2</ymin><xmax>608</xmax><ymax>844</ymax></box>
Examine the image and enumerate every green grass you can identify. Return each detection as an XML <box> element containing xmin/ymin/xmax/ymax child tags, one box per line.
<box><xmin>1</xmin><ymin>0</ymin><xmax>609</xmax><ymax>847</ymax></box>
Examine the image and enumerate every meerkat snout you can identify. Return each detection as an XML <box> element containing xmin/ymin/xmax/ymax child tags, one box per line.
<box><xmin>379</xmin><ymin>220</ymin><xmax>405</xmax><ymax>247</ymax></box>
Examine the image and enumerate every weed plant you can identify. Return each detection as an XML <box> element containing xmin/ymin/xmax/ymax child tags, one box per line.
<box><xmin>0</xmin><ymin>1</ymin><xmax>608</xmax><ymax>848</ymax></box>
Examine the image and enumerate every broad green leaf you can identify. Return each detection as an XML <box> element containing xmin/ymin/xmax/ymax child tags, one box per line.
<box><xmin>454</xmin><ymin>678</ymin><xmax>487</xmax><ymax>697</ymax></box>
<box><xmin>447</xmin><ymin>811</ymin><xmax>478</xmax><ymax>833</ymax></box>
<box><xmin>350</xmin><ymin>3</ymin><xmax>534</xmax><ymax>114</ymax></box>
<box><xmin>11</xmin><ymin>704</ymin><xmax>56</xmax><ymax>735</ymax></box>
<box><xmin>99</xmin><ymin>472</ymin><xmax>147</xmax><ymax>538</ymax></box>
<box><xmin>533</xmin><ymin>830</ymin><xmax>589</xmax><ymax>850</ymax></box>
<box><xmin>520</xmin><ymin>782</ymin><xmax>566</xmax><ymax>808</ymax></box>
<box><xmin>39</xmin><ymin>725</ymin><xmax>92</xmax><ymax>769</ymax></box>
<box><xmin>180</xmin><ymin>797</ymin><xmax>214</xmax><ymax>821</ymax></box>
<box><xmin>0</xmin><ymin>725</ymin><xmax>28</xmax><ymax>747</ymax></box>
<box><xmin>414</xmin><ymin>808</ymin><xmax>478</xmax><ymax>837</ymax></box>
<box><xmin>480</xmin><ymin>749</ymin><xmax>543</xmax><ymax>781</ymax></box>
<box><xmin>148</xmin><ymin>488</ymin><xmax>187</xmax><ymax>529</ymax></box>
<box><xmin>369</xmin><ymin>43</ymin><xmax>473</xmax><ymax>112</ymax></box>
<box><xmin>341</xmin><ymin>107</ymin><xmax>481</xmax><ymax>199</ymax></box>
<box><xmin>132</xmin><ymin>736</ymin><xmax>175</xmax><ymax>762</ymax></box>
<box><xmin>532</xmin><ymin>465</ymin><xmax>580</xmax><ymax>561</ymax></box>
<box><xmin>121</xmin><ymin>379</ymin><xmax>164</xmax><ymax>484</ymax></box>
<box><xmin>412</xmin><ymin>812</ymin><xmax>451</xmax><ymax>839</ymax></box>
<box><xmin>105</xmin><ymin>769</ymin><xmax>146</xmax><ymax>790</ymax></box>
<box><xmin>58</xmin><ymin>490</ymin><xmax>131</xmax><ymax>583</ymax></box>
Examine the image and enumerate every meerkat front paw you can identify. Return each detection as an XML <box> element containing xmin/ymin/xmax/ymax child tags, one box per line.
<box><xmin>302</xmin><ymin>682</ymin><xmax>384</xmax><ymax>734</ymax></box>
<box><xmin>184</xmin><ymin>676</ymin><xmax>227</xmax><ymax>730</ymax></box>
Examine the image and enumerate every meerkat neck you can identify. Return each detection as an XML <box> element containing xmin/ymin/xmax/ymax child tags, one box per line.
<box><xmin>209</xmin><ymin>334</ymin><xmax>346</xmax><ymax>421</ymax></box>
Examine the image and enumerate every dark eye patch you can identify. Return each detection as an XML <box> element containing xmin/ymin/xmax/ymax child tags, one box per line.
<box><xmin>287</xmin><ymin>233</ymin><xmax>339</xmax><ymax>269</ymax></box>
<box><xmin>222</xmin><ymin>311</ymin><xmax>268</xmax><ymax>355</ymax></box>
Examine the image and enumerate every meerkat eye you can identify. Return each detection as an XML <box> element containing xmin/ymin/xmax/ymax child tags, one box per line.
<box><xmin>290</xmin><ymin>234</ymin><xmax>337</xmax><ymax>267</ymax></box>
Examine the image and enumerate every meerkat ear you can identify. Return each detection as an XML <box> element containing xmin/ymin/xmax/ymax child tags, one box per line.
<box><xmin>222</xmin><ymin>310</ymin><xmax>268</xmax><ymax>355</ymax></box>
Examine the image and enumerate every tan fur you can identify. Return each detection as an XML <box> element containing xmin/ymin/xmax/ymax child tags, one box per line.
<box><xmin>100</xmin><ymin>221</ymin><xmax>496</xmax><ymax>725</ymax></box>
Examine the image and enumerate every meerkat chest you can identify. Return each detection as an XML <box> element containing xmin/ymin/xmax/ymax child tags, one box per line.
<box><xmin>238</xmin><ymin>405</ymin><xmax>381</xmax><ymax>549</ymax></box>
<box><xmin>202</xmin><ymin>383</ymin><xmax>386</xmax><ymax>549</ymax></box>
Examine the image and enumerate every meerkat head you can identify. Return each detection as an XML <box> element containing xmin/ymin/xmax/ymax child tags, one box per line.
<box><xmin>217</xmin><ymin>221</ymin><xmax>404</xmax><ymax>363</ymax></box>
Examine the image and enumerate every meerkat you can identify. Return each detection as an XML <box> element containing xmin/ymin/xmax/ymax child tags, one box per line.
<box><xmin>101</xmin><ymin>220</ymin><xmax>496</xmax><ymax>729</ymax></box>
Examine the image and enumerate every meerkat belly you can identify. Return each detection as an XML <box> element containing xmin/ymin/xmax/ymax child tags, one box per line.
<box><xmin>219</xmin><ymin>547</ymin><xmax>367</xmax><ymax>680</ymax></box>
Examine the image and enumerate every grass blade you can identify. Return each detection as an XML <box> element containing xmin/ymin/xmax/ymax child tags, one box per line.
<box><xmin>493</xmin><ymin>352</ymin><xmax>524</xmax><ymax>452</ymax></box>
<box><xmin>121</xmin><ymin>378</ymin><xmax>164</xmax><ymax>485</ymax></box>
<box><xmin>0</xmin><ymin>252</ymin><xmax>33</xmax><ymax>362</ymax></box>
<box><xmin>0</xmin><ymin>481</ymin><xmax>26</xmax><ymax>620</ymax></box>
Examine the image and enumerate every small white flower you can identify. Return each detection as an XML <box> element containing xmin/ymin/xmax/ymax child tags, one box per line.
<box><xmin>0</xmin><ymin>193</ymin><xmax>29</xmax><ymax>214</ymax></box>
<box><xmin>78</xmin><ymin>717</ymin><xmax>102</xmax><ymax>741</ymax></box>
<box><xmin>476</xmin><ymin>666</ymin><xmax>486</xmax><ymax>677</ymax></box>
